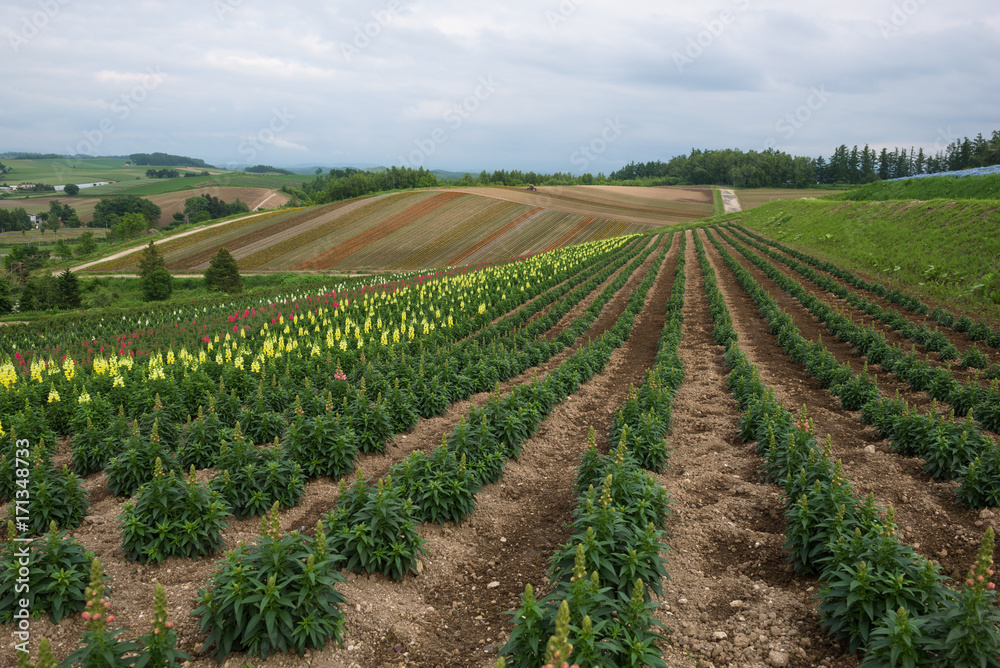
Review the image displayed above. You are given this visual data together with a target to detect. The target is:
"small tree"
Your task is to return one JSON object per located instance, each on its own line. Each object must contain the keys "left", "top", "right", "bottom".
{"left": 63, "top": 183, "right": 80, "bottom": 196}
{"left": 204, "top": 247, "right": 242, "bottom": 294}
{"left": 137, "top": 240, "right": 165, "bottom": 278}
{"left": 112, "top": 212, "right": 148, "bottom": 240}
{"left": 57, "top": 268, "right": 82, "bottom": 309}
{"left": 53, "top": 240, "right": 73, "bottom": 260}
{"left": 76, "top": 231, "right": 97, "bottom": 256}
{"left": 141, "top": 267, "right": 173, "bottom": 302}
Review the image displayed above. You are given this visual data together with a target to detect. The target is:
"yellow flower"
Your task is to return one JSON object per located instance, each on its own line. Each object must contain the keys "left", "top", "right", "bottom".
{"left": 48, "top": 387, "right": 60, "bottom": 403}
{"left": 78, "top": 389, "right": 91, "bottom": 404}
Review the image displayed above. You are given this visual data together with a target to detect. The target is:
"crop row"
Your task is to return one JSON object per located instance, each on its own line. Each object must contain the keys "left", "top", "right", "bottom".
{"left": 85, "top": 207, "right": 305, "bottom": 272}
{"left": 694, "top": 231, "right": 1000, "bottom": 666}
{"left": 501, "top": 230, "right": 685, "bottom": 668}
{"left": 2, "top": 235, "right": 639, "bottom": 410}
{"left": 0, "top": 235, "right": 665, "bottom": 665}
{"left": 704, "top": 227, "right": 1000, "bottom": 507}
{"left": 164, "top": 201, "right": 358, "bottom": 271}
{"left": 295, "top": 192, "right": 466, "bottom": 271}
{"left": 15, "top": 235, "right": 668, "bottom": 664}
{"left": 447, "top": 207, "right": 544, "bottom": 267}
{"left": 395, "top": 200, "right": 523, "bottom": 270}
{"left": 235, "top": 192, "right": 422, "bottom": 270}
{"left": 714, "top": 226, "right": 1000, "bottom": 434}
{"left": 730, "top": 223, "right": 1000, "bottom": 351}
{"left": 726, "top": 224, "right": 1000, "bottom": 374}
{"left": 0, "top": 236, "right": 656, "bottom": 541}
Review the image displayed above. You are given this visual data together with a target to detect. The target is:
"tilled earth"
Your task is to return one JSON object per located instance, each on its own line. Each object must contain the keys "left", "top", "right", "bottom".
{"left": 9, "top": 227, "right": 1000, "bottom": 668}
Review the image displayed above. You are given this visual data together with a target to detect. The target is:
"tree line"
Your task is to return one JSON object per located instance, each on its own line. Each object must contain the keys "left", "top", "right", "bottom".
{"left": 610, "top": 129, "right": 1000, "bottom": 187}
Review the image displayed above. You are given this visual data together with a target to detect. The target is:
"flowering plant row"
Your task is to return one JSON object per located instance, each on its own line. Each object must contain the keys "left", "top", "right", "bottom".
{"left": 706, "top": 227, "right": 1000, "bottom": 508}
{"left": 500, "top": 235, "right": 680, "bottom": 667}
{"left": 188, "top": 236, "right": 668, "bottom": 662}
{"left": 731, "top": 223, "right": 1000, "bottom": 351}
{"left": 695, "top": 232, "right": 1000, "bottom": 666}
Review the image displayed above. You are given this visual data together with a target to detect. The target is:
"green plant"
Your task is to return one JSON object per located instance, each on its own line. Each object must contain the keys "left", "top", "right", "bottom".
{"left": 133, "top": 583, "right": 191, "bottom": 668}
{"left": 119, "top": 459, "right": 231, "bottom": 563}
{"left": 282, "top": 404, "right": 358, "bottom": 480}
{"left": 204, "top": 247, "right": 242, "bottom": 294}
{"left": 211, "top": 441, "right": 305, "bottom": 519}
{"left": 59, "top": 558, "right": 141, "bottom": 668}
{"left": 105, "top": 421, "right": 178, "bottom": 497}
{"left": 8, "top": 446, "right": 89, "bottom": 535}
{"left": 175, "top": 403, "right": 231, "bottom": 470}
{"left": 193, "top": 506, "right": 346, "bottom": 661}
{"left": 859, "top": 606, "right": 928, "bottom": 668}
{"left": 141, "top": 267, "right": 173, "bottom": 302}
{"left": 389, "top": 439, "right": 479, "bottom": 524}
{"left": 325, "top": 472, "right": 426, "bottom": 580}
{"left": 961, "top": 345, "right": 991, "bottom": 369}
{"left": 919, "top": 527, "right": 1000, "bottom": 667}
{"left": 0, "top": 520, "right": 97, "bottom": 625}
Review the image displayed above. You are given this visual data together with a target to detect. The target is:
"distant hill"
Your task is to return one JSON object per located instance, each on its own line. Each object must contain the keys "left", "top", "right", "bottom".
{"left": 129, "top": 153, "right": 215, "bottom": 168}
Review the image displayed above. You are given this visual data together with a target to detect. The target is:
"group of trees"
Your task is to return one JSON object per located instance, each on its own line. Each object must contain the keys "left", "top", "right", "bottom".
{"left": 174, "top": 194, "right": 249, "bottom": 224}
{"left": 129, "top": 153, "right": 214, "bottom": 168}
{"left": 0, "top": 207, "right": 32, "bottom": 232}
{"left": 301, "top": 166, "right": 440, "bottom": 204}
{"left": 245, "top": 164, "right": 293, "bottom": 175}
{"left": 611, "top": 129, "right": 1000, "bottom": 188}
{"left": 145, "top": 168, "right": 181, "bottom": 179}
{"left": 92, "top": 195, "right": 162, "bottom": 241}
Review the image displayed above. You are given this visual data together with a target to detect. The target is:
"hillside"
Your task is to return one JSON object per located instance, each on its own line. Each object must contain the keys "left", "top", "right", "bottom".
{"left": 80, "top": 188, "right": 681, "bottom": 274}
{"left": 723, "top": 198, "right": 1000, "bottom": 317}
{"left": 832, "top": 173, "right": 1000, "bottom": 201}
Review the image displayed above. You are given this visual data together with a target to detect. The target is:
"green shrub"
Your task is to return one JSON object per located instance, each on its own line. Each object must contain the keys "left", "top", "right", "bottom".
{"left": 389, "top": 440, "right": 479, "bottom": 524}
{"left": 325, "top": 473, "right": 426, "bottom": 580}
{"left": 193, "top": 505, "right": 346, "bottom": 661}
{"left": 141, "top": 267, "right": 173, "bottom": 302}
{"left": 105, "top": 421, "right": 178, "bottom": 497}
{"left": 0, "top": 520, "right": 96, "bottom": 624}
{"left": 7, "top": 446, "right": 89, "bottom": 535}
{"left": 119, "top": 460, "right": 231, "bottom": 563}
{"left": 210, "top": 441, "right": 305, "bottom": 519}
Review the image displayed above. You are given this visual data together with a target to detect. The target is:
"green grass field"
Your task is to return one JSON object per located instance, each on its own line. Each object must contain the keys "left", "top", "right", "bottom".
{"left": 80, "top": 173, "right": 312, "bottom": 197}
{"left": 832, "top": 173, "right": 1000, "bottom": 202}
{"left": 725, "top": 198, "right": 1000, "bottom": 319}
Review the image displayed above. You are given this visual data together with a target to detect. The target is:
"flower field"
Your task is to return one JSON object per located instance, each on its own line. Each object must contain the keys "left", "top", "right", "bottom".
{"left": 80, "top": 191, "right": 658, "bottom": 276}
{"left": 4, "top": 218, "right": 1000, "bottom": 667}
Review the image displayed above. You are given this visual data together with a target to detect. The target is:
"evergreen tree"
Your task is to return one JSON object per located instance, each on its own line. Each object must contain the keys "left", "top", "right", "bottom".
{"left": 57, "top": 268, "right": 81, "bottom": 309}
{"left": 204, "top": 248, "right": 242, "bottom": 294}
{"left": 141, "top": 267, "right": 173, "bottom": 302}
{"left": 138, "top": 240, "right": 166, "bottom": 278}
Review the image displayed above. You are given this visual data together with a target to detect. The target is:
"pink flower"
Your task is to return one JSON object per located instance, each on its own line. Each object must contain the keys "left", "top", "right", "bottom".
{"left": 106, "top": 615, "right": 115, "bottom": 623}
{"left": 82, "top": 611, "right": 91, "bottom": 620}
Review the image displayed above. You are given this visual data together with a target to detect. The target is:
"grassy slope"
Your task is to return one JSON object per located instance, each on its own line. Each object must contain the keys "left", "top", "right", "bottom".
{"left": 728, "top": 198, "right": 1000, "bottom": 319}
{"left": 831, "top": 173, "right": 1000, "bottom": 201}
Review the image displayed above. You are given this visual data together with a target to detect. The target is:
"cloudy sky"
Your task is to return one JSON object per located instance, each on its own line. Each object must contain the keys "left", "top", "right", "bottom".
{"left": 3, "top": 0, "right": 998, "bottom": 174}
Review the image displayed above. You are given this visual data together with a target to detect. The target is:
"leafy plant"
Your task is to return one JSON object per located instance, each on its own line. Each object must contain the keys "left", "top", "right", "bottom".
{"left": 105, "top": 420, "right": 178, "bottom": 497}
{"left": 389, "top": 439, "right": 479, "bottom": 524}
{"left": 193, "top": 505, "right": 346, "bottom": 661}
{"left": 8, "top": 446, "right": 89, "bottom": 535}
{"left": 919, "top": 527, "right": 1000, "bottom": 667}
{"left": 119, "top": 459, "right": 231, "bottom": 563}
{"left": 133, "top": 583, "right": 191, "bottom": 668}
{"left": 325, "top": 472, "right": 426, "bottom": 580}
{"left": 59, "top": 558, "right": 141, "bottom": 668}
{"left": 211, "top": 441, "right": 305, "bottom": 519}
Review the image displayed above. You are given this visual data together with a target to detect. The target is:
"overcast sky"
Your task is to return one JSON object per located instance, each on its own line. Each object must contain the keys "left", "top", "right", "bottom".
{"left": 3, "top": 0, "right": 998, "bottom": 174}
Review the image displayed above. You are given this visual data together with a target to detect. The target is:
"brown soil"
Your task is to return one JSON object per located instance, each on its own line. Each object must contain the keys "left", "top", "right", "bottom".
{"left": 12, "top": 225, "right": 999, "bottom": 668}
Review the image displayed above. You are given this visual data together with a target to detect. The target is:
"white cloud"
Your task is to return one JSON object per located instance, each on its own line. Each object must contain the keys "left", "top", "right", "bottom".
{"left": 0, "top": 0, "right": 996, "bottom": 172}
